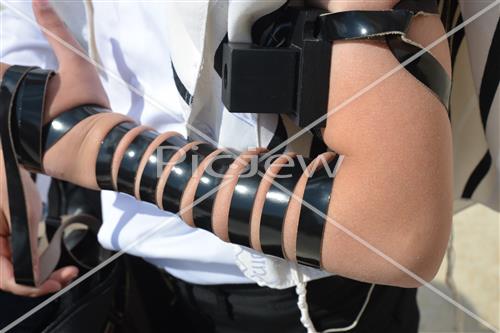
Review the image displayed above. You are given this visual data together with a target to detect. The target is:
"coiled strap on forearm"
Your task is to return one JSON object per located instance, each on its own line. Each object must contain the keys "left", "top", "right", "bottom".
{"left": 117, "top": 129, "right": 159, "bottom": 196}
{"left": 138, "top": 134, "right": 186, "bottom": 204}
{"left": 193, "top": 151, "right": 233, "bottom": 231}
{"left": 163, "top": 143, "right": 216, "bottom": 213}
{"left": 96, "top": 121, "right": 137, "bottom": 190}
{"left": 260, "top": 157, "right": 305, "bottom": 258}
{"left": 227, "top": 161, "right": 265, "bottom": 247}
{"left": 296, "top": 163, "right": 336, "bottom": 268}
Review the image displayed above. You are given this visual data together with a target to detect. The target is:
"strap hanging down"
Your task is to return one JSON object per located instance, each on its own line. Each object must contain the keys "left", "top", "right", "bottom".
{"left": 0, "top": 66, "right": 38, "bottom": 285}
{"left": 1, "top": 66, "right": 107, "bottom": 285}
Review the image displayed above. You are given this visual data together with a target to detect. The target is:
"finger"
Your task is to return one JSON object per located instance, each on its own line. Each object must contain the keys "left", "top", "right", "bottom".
{"left": 49, "top": 266, "right": 79, "bottom": 287}
{"left": 0, "top": 238, "right": 11, "bottom": 258}
{"left": 1, "top": 256, "right": 63, "bottom": 297}
{"left": 32, "top": 0, "right": 86, "bottom": 69}
{"left": 0, "top": 63, "right": 11, "bottom": 78}
{"left": 13, "top": 266, "right": 79, "bottom": 296}
{"left": 20, "top": 169, "right": 42, "bottom": 225}
{"left": 0, "top": 210, "right": 9, "bottom": 237}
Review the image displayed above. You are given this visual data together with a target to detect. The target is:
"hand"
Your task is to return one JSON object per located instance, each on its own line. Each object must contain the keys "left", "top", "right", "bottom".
{"left": 0, "top": 0, "right": 110, "bottom": 296}
{"left": 0, "top": 153, "right": 79, "bottom": 296}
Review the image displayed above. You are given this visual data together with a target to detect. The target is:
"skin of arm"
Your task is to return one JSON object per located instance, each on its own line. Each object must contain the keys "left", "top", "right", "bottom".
{"left": 0, "top": 0, "right": 453, "bottom": 295}
{"left": 300, "top": 0, "right": 453, "bottom": 286}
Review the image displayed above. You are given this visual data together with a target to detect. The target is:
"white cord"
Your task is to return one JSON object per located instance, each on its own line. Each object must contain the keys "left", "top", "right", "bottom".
{"left": 292, "top": 262, "right": 375, "bottom": 333}
{"left": 322, "top": 284, "right": 375, "bottom": 333}
{"left": 292, "top": 263, "right": 319, "bottom": 333}
{"left": 83, "top": 0, "right": 102, "bottom": 70}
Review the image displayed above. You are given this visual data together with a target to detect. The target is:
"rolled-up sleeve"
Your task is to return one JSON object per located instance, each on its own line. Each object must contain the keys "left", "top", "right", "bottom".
{"left": 1, "top": 1, "right": 57, "bottom": 69}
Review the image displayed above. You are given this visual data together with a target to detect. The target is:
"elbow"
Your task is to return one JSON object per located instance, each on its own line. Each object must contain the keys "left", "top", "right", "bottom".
{"left": 389, "top": 247, "right": 445, "bottom": 288}
{"left": 321, "top": 212, "right": 451, "bottom": 289}
{"left": 384, "top": 213, "right": 452, "bottom": 288}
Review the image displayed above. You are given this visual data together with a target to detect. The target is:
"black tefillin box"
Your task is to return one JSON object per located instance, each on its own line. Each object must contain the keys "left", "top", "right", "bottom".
{"left": 220, "top": 8, "right": 331, "bottom": 130}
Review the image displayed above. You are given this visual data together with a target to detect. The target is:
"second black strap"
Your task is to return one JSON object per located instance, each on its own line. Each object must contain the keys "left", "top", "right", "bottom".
{"left": 260, "top": 157, "right": 304, "bottom": 258}
{"left": 96, "top": 121, "right": 137, "bottom": 190}
{"left": 296, "top": 163, "right": 335, "bottom": 268}
{"left": 139, "top": 135, "right": 188, "bottom": 204}
{"left": 227, "top": 160, "right": 264, "bottom": 248}
{"left": 192, "top": 151, "right": 234, "bottom": 232}
{"left": 163, "top": 143, "right": 215, "bottom": 213}
{"left": 117, "top": 129, "right": 158, "bottom": 196}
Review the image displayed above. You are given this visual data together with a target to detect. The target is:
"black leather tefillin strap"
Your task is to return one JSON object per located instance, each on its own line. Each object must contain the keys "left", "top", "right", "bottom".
{"left": 318, "top": 0, "right": 451, "bottom": 109}
{"left": 139, "top": 134, "right": 188, "bottom": 204}
{"left": 117, "top": 129, "right": 159, "bottom": 196}
{"left": 43, "top": 105, "right": 108, "bottom": 150}
{"left": 96, "top": 121, "right": 137, "bottom": 190}
{"left": 14, "top": 68, "right": 53, "bottom": 172}
{"left": 0, "top": 66, "right": 38, "bottom": 285}
{"left": 1, "top": 66, "right": 110, "bottom": 285}
{"left": 296, "top": 158, "right": 338, "bottom": 268}
{"left": 260, "top": 156, "right": 305, "bottom": 259}
{"left": 192, "top": 150, "right": 234, "bottom": 232}
{"left": 163, "top": 143, "right": 216, "bottom": 214}
{"left": 226, "top": 157, "right": 265, "bottom": 247}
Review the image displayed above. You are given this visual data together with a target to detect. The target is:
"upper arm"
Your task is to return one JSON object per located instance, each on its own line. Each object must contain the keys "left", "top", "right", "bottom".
{"left": 318, "top": 4, "right": 453, "bottom": 286}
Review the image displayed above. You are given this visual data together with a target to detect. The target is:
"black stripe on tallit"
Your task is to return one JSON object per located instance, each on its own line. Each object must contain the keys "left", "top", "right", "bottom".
{"left": 462, "top": 151, "right": 492, "bottom": 199}
{"left": 450, "top": 15, "right": 464, "bottom": 67}
{"left": 461, "top": 20, "right": 499, "bottom": 198}
{"left": 171, "top": 61, "right": 193, "bottom": 106}
{"left": 479, "top": 18, "right": 499, "bottom": 129}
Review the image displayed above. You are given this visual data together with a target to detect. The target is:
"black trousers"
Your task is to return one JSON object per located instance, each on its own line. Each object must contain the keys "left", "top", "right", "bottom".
{"left": 166, "top": 274, "right": 420, "bottom": 333}
{"left": 0, "top": 259, "right": 419, "bottom": 333}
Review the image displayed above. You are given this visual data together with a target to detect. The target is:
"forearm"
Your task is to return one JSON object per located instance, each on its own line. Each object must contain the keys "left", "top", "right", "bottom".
{"left": 1, "top": 67, "right": 336, "bottom": 275}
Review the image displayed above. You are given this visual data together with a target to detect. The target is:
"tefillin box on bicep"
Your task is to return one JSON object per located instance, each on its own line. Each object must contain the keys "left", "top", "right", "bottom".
{"left": 219, "top": 7, "right": 332, "bottom": 130}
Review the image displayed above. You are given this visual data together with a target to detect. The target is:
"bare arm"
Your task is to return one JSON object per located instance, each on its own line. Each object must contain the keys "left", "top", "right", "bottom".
{"left": 301, "top": 0, "right": 453, "bottom": 286}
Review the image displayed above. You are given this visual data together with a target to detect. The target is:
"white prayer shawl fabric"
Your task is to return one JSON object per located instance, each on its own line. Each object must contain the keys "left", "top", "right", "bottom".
{"left": 449, "top": 0, "right": 499, "bottom": 212}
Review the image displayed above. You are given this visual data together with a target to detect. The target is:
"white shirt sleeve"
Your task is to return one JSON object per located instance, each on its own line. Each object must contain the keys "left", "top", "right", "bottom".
{"left": 1, "top": 1, "right": 58, "bottom": 69}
